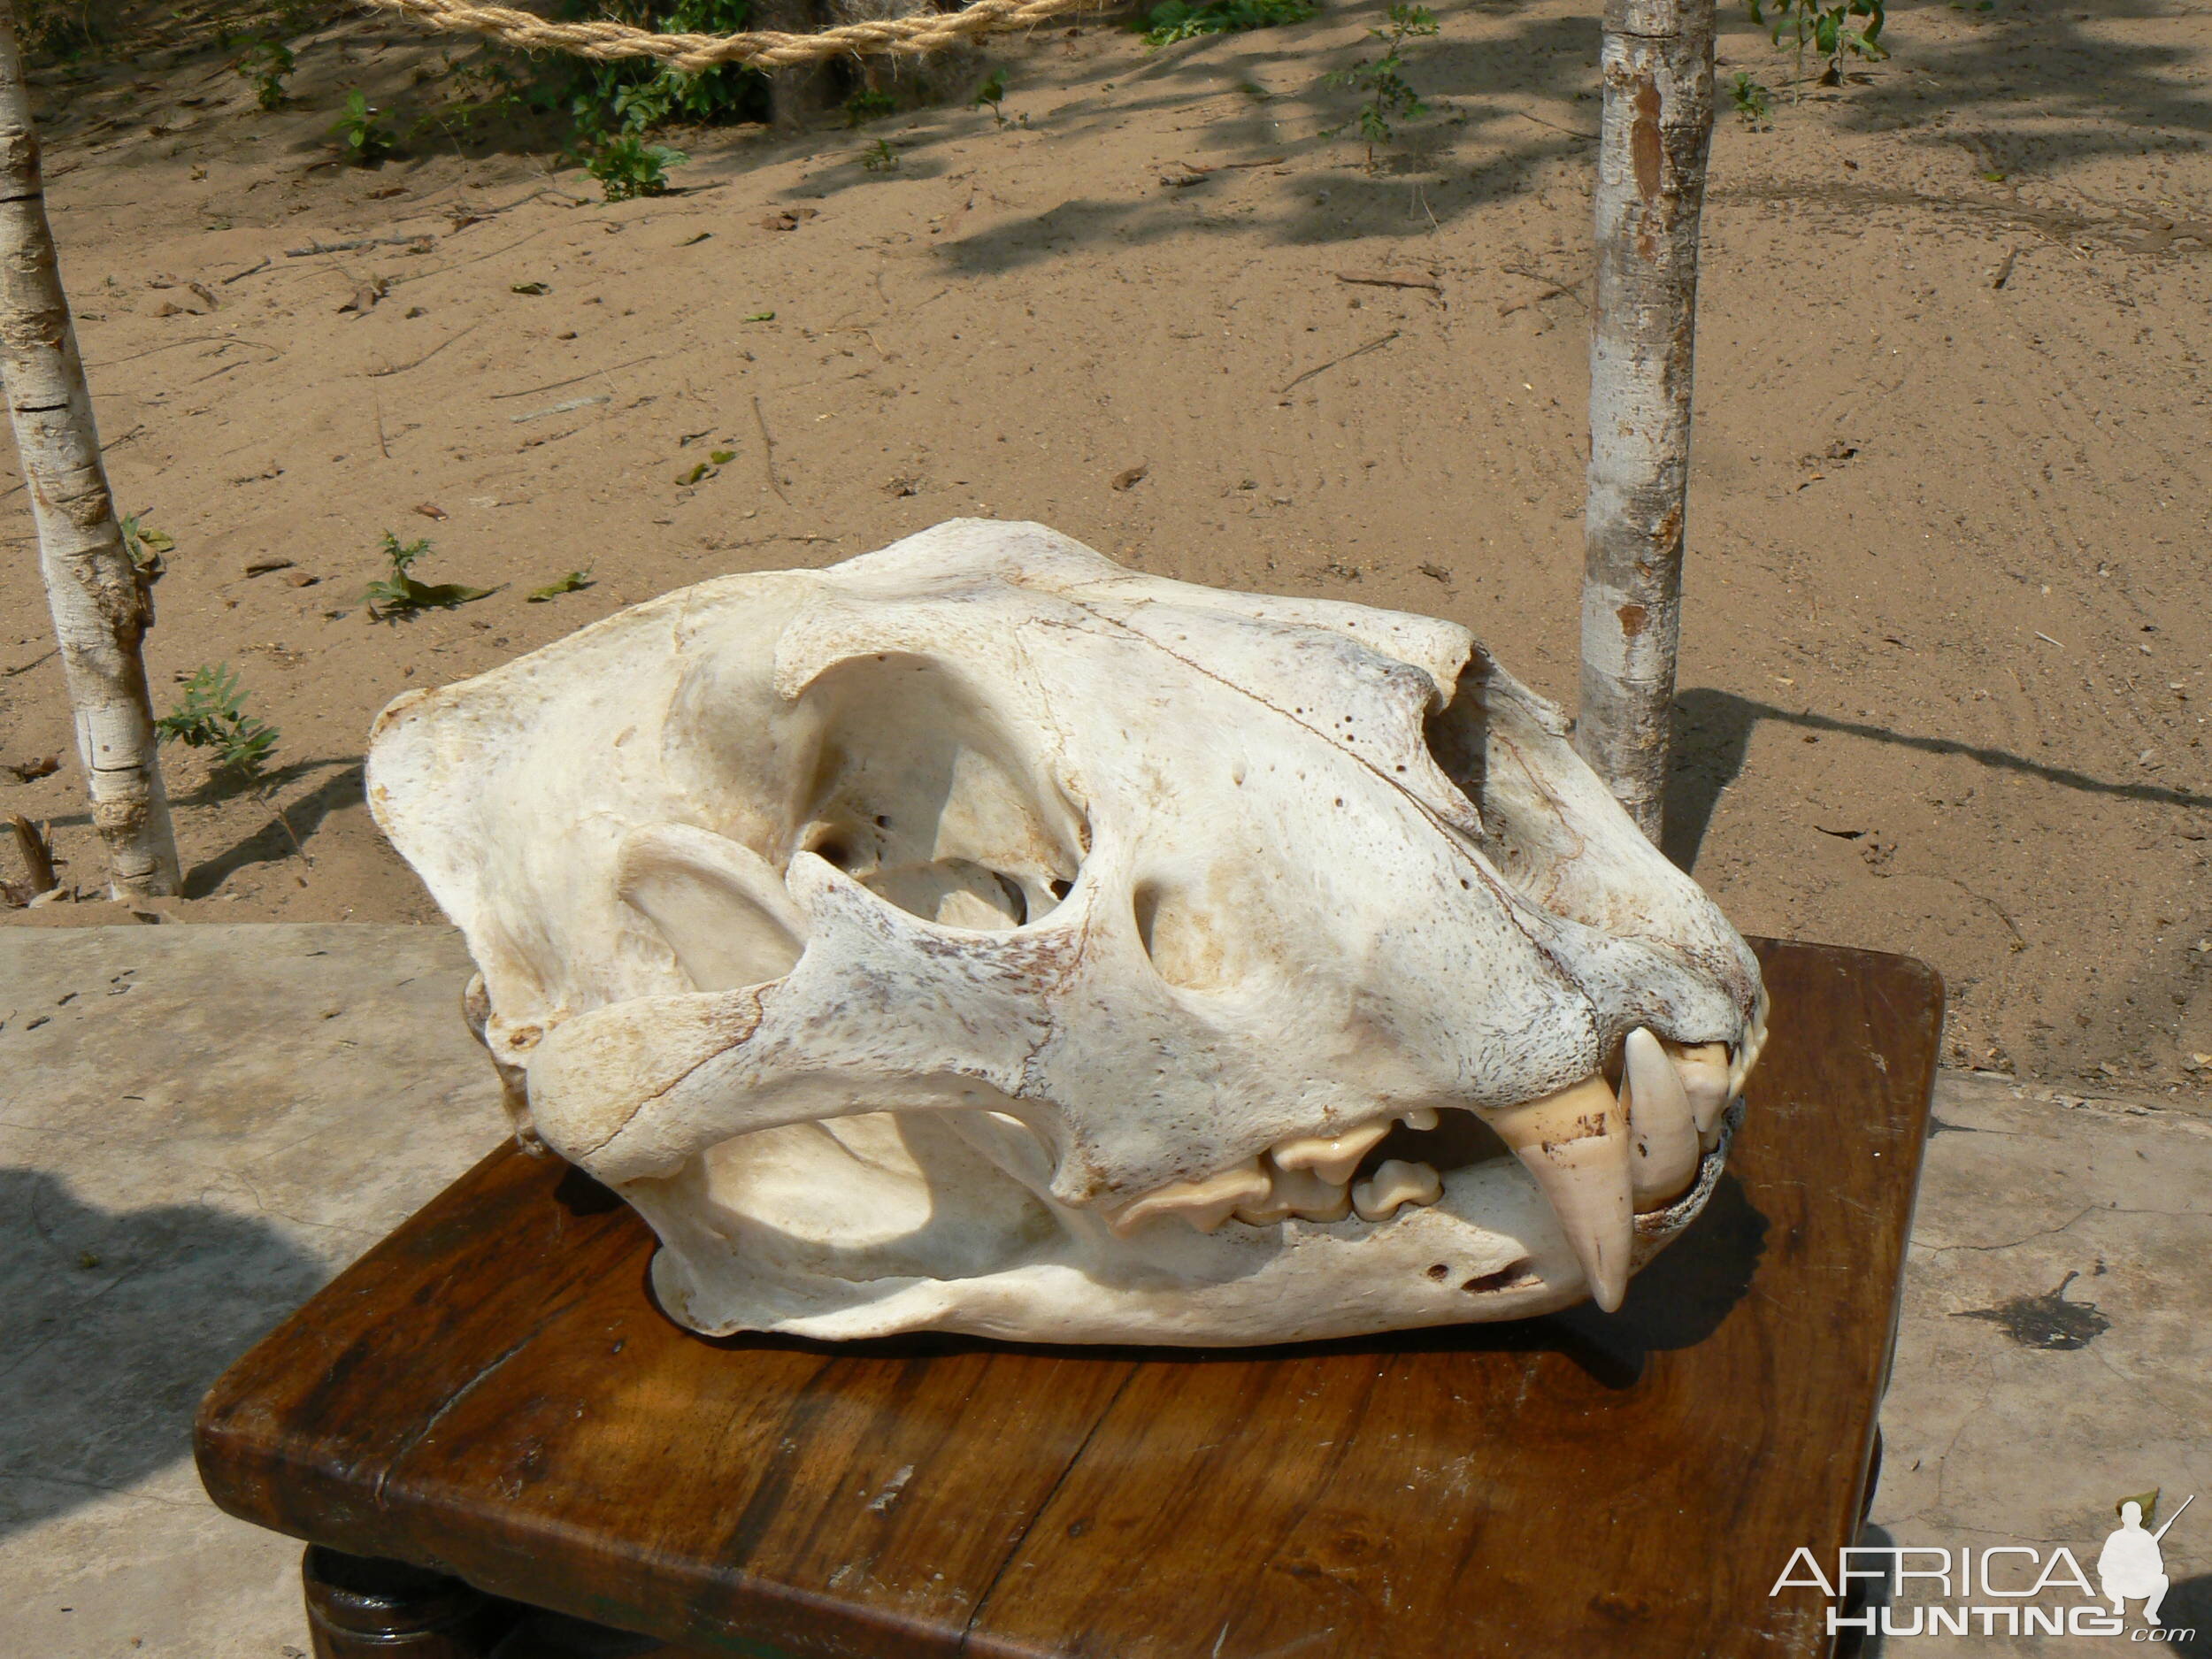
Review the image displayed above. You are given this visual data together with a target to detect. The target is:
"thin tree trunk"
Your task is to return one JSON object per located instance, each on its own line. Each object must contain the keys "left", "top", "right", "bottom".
{"left": 0, "top": 10, "right": 179, "bottom": 898}
{"left": 1577, "top": 0, "right": 1717, "bottom": 843}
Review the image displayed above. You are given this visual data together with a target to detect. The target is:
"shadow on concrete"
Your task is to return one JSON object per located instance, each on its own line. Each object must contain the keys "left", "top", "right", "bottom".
{"left": 0, "top": 1167, "right": 321, "bottom": 1540}
{"left": 1662, "top": 687, "right": 2212, "bottom": 872}
{"left": 2161, "top": 1576, "right": 2212, "bottom": 1655}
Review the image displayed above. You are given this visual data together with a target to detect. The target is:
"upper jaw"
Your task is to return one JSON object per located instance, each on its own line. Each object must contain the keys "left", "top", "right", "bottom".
{"left": 1095, "top": 1010, "right": 1768, "bottom": 1314}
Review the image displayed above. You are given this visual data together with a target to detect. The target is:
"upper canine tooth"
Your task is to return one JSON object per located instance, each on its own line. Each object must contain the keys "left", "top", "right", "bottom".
{"left": 1271, "top": 1119, "right": 1393, "bottom": 1185}
{"left": 1400, "top": 1106, "right": 1440, "bottom": 1131}
{"left": 1623, "top": 1027, "right": 1700, "bottom": 1209}
{"left": 1664, "top": 1040, "right": 1732, "bottom": 1148}
{"left": 1106, "top": 1157, "right": 1271, "bottom": 1236}
{"left": 1352, "top": 1159, "right": 1442, "bottom": 1223}
{"left": 1486, "top": 1075, "right": 1633, "bottom": 1313}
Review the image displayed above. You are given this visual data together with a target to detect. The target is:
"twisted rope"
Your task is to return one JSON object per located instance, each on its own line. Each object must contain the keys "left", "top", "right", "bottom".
{"left": 358, "top": 0, "right": 1113, "bottom": 70}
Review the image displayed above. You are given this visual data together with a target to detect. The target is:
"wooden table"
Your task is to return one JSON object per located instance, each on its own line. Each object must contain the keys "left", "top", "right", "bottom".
{"left": 196, "top": 939, "right": 1940, "bottom": 1659}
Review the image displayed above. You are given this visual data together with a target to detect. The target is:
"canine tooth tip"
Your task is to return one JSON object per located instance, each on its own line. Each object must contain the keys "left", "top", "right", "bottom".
{"left": 1401, "top": 1106, "right": 1440, "bottom": 1130}
{"left": 1487, "top": 1076, "right": 1633, "bottom": 1312}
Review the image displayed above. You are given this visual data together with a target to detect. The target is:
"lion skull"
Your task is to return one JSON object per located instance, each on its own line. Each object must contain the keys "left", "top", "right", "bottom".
{"left": 367, "top": 520, "right": 1764, "bottom": 1344}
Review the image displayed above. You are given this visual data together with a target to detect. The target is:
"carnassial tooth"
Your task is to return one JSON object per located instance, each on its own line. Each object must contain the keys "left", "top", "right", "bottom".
{"left": 1271, "top": 1119, "right": 1393, "bottom": 1185}
{"left": 1106, "top": 1158, "right": 1271, "bottom": 1236}
{"left": 1622, "top": 1026, "right": 1699, "bottom": 1209}
{"left": 1234, "top": 1160, "right": 1353, "bottom": 1225}
{"left": 1665, "top": 1040, "right": 1732, "bottom": 1148}
{"left": 1351, "top": 1159, "right": 1442, "bottom": 1223}
{"left": 1400, "top": 1106, "right": 1440, "bottom": 1131}
{"left": 1486, "top": 1075, "right": 1633, "bottom": 1313}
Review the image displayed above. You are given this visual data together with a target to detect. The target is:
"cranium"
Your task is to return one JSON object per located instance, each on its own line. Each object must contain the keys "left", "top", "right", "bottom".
{"left": 367, "top": 520, "right": 1764, "bottom": 1345}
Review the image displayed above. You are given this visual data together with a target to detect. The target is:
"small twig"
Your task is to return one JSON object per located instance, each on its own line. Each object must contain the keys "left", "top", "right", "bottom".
{"left": 2, "top": 649, "right": 56, "bottom": 678}
{"left": 1336, "top": 270, "right": 1441, "bottom": 293}
{"left": 751, "top": 394, "right": 790, "bottom": 505}
{"left": 219, "top": 256, "right": 273, "bottom": 285}
{"left": 285, "top": 234, "right": 436, "bottom": 257}
{"left": 510, "top": 393, "right": 611, "bottom": 424}
{"left": 2034, "top": 631, "right": 2065, "bottom": 649}
{"left": 364, "top": 321, "right": 480, "bottom": 380}
{"left": 491, "top": 354, "right": 660, "bottom": 400}
{"left": 1277, "top": 329, "right": 1401, "bottom": 395}
{"left": 1514, "top": 108, "right": 1599, "bottom": 140}
{"left": 374, "top": 397, "right": 390, "bottom": 459}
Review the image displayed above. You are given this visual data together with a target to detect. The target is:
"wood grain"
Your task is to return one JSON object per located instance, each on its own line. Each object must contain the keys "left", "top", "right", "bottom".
{"left": 196, "top": 939, "right": 1941, "bottom": 1659}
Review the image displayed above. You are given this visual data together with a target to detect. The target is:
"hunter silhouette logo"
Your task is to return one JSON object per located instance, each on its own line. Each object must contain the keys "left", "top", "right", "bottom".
{"left": 1771, "top": 1488, "right": 2198, "bottom": 1640}
{"left": 2099, "top": 1494, "right": 2190, "bottom": 1626}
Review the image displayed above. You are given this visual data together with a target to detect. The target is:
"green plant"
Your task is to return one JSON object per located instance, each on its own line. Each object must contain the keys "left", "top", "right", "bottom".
{"left": 1729, "top": 70, "right": 1773, "bottom": 124}
{"left": 526, "top": 565, "right": 595, "bottom": 602}
{"left": 555, "top": 0, "right": 768, "bottom": 147}
{"left": 156, "top": 664, "right": 280, "bottom": 781}
{"left": 585, "top": 133, "right": 687, "bottom": 200}
{"left": 235, "top": 38, "right": 296, "bottom": 110}
{"left": 845, "top": 88, "right": 896, "bottom": 126}
{"left": 1137, "top": 0, "right": 1317, "bottom": 49}
{"left": 1747, "top": 0, "right": 1886, "bottom": 89}
{"left": 364, "top": 533, "right": 492, "bottom": 620}
{"left": 119, "top": 511, "right": 174, "bottom": 578}
{"left": 331, "top": 88, "right": 399, "bottom": 164}
{"left": 1322, "top": 4, "right": 1439, "bottom": 169}
{"left": 862, "top": 138, "right": 900, "bottom": 173}
{"left": 972, "top": 67, "right": 1009, "bottom": 127}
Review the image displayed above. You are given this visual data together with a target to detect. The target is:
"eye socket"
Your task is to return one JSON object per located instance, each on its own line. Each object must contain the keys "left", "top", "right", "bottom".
{"left": 796, "top": 651, "right": 1085, "bottom": 932}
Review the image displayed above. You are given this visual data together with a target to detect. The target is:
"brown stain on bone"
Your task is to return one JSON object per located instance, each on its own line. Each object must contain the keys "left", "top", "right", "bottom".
{"left": 1617, "top": 603, "right": 1649, "bottom": 640}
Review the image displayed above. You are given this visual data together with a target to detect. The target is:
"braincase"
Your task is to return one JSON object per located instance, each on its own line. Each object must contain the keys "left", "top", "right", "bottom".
{"left": 368, "top": 521, "right": 1500, "bottom": 1024}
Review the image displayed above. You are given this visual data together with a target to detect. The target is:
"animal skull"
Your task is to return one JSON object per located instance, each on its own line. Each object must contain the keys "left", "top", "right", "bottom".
{"left": 367, "top": 520, "right": 1765, "bottom": 1345}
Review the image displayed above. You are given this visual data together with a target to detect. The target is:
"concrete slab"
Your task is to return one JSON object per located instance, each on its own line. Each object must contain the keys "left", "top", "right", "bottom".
{"left": 0, "top": 925, "right": 497, "bottom": 1659}
{"left": 1, "top": 926, "right": 2206, "bottom": 1659}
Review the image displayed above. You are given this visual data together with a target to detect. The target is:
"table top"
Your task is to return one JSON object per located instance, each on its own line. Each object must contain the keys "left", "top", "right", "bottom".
{"left": 196, "top": 938, "right": 1941, "bottom": 1659}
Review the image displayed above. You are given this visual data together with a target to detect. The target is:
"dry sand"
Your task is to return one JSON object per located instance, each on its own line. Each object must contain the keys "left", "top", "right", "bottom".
{"left": 3, "top": 0, "right": 2208, "bottom": 1099}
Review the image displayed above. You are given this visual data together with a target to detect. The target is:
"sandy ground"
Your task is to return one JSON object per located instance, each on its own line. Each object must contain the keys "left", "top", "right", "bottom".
{"left": 1, "top": 0, "right": 2208, "bottom": 1095}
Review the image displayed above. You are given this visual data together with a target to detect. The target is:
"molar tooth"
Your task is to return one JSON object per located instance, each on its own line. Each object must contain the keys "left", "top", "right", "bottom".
{"left": 1106, "top": 1158, "right": 1271, "bottom": 1236}
{"left": 1664, "top": 1040, "right": 1733, "bottom": 1149}
{"left": 1623, "top": 1027, "right": 1699, "bottom": 1210}
{"left": 1399, "top": 1106, "right": 1440, "bottom": 1131}
{"left": 1486, "top": 1075, "right": 1633, "bottom": 1313}
{"left": 1271, "top": 1119, "right": 1393, "bottom": 1185}
{"left": 1351, "top": 1159, "right": 1442, "bottom": 1223}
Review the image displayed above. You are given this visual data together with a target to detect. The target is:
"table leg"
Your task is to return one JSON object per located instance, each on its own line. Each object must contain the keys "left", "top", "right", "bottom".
{"left": 303, "top": 1545, "right": 522, "bottom": 1657}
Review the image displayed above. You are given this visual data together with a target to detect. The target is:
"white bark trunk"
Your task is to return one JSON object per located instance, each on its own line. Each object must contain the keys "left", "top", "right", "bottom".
{"left": 1577, "top": 0, "right": 1717, "bottom": 843}
{"left": 0, "top": 11, "right": 179, "bottom": 898}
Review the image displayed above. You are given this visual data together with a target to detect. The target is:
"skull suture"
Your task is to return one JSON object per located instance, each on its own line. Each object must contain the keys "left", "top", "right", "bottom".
{"left": 367, "top": 520, "right": 1766, "bottom": 1345}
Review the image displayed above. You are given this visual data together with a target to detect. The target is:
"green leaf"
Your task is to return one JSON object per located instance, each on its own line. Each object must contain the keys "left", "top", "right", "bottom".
{"left": 709, "top": 449, "right": 736, "bottom": 464}
{"left": 744, "top": 311, "right": 775, "bottom": 322}
{"left": 511, "top": 281, "right": 551, "bottom": 296}
{"left": 526, "top": 567, "right": 595, "bottom": 602}
{"left": 677, "top": 461, "right": 714, "bottom": 486}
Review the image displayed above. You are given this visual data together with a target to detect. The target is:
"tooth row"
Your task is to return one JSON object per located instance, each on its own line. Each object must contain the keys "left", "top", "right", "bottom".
{"left": 1104, "top": 1107, "right": 1446, "bottom": 1236}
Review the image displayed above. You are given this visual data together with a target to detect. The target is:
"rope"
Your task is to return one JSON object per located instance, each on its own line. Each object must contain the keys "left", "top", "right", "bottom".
{"left": 357, "top": 0, "right": 1116, "bottom": 71}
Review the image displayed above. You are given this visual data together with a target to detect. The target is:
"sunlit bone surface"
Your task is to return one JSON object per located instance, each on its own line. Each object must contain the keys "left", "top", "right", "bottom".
{"left": 367, "top": 520, "right": 1766, "bottom": 1344}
